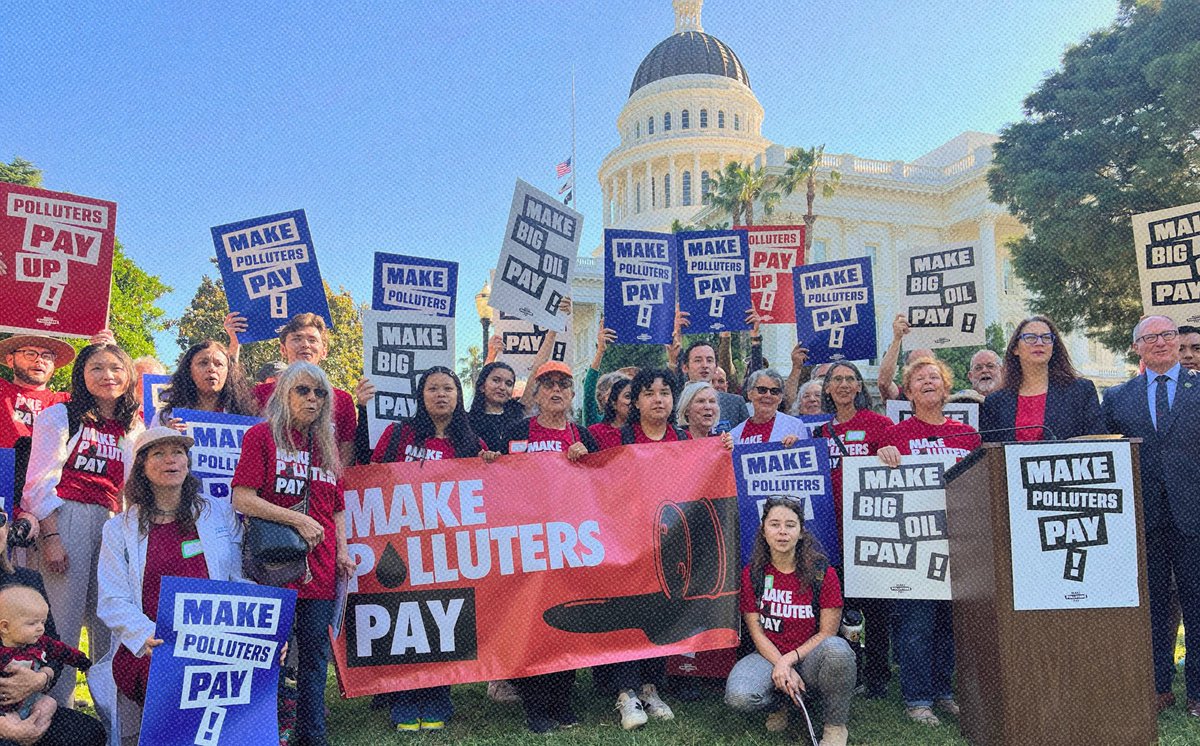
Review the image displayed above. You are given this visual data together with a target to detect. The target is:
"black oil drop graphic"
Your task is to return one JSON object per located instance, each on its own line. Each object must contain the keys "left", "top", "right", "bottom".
{"left": 375, "top": 542, "right": 407, "bottom": 588}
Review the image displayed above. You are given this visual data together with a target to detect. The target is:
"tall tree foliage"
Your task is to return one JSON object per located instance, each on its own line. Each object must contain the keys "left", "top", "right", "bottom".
{"left": 987, "top": 0, "right": 1200, "bottom": 351}
{"left": 777, "top": 145, "right": 841, "bottom": 253}
{"left": 705, "top": 161, "right": 779, "bottom": 226}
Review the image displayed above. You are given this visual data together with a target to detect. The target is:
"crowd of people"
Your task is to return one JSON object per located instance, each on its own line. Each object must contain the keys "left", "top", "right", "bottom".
{"left": 0, "top": 303, "right": 1192, "bottom": 746}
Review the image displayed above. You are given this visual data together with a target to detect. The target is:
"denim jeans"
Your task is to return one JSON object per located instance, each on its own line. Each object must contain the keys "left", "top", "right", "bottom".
{"left": 386, "top": 686, "right": 453, "bottom": 724}
{"left": 893, "top": 598, "right": 954, "bottom": 708}
{"left": 724, "top": 637, "right": 856, "bottom": 725}
{"left": 294, "top": 598, "right": 335, "bottom": 743}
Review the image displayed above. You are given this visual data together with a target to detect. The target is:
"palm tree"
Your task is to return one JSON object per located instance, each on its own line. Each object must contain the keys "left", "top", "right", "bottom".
{"left": 704, "top": 161, "right": 780, "bottom": 226}
{"left": 777, "top": 145, "right": 841, "bottom": 252}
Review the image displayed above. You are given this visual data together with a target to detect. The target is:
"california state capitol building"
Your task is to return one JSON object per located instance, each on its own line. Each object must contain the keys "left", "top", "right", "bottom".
{"left": 567, "top": 0, "right": 1127, "bottom": 389}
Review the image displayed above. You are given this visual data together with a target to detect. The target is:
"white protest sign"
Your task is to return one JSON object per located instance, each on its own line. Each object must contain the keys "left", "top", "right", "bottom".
{"left": 363, "top": 309, "right": 455, "bottom": 448}
{"left": 1131, "top": 201, "right": 1200, "bottom": 324}
{"left": 493, "top": 310, "right": 573, "bottom": 380}
{"left": 1005, "top": 441, "right": 1139, "bottom": 611}
{"left": 886, "top": 400, "right": 979, "bottom": 430}
{"left": 842, "top": 454, "right": 958, "bottom": 600}
{"left": 901, "top": 244, "right": 984, "bottom": 349}
{"left": 489, "top": 179, "right": 583, "bottom": 332}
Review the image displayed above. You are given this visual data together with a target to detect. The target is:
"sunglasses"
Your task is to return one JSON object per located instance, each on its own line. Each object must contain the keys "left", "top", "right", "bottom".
{"left": 754, "top": 386, "right": 783, "bottom": 396}
{"left": 293, "top": 385, "right": 329, "bottom": 399}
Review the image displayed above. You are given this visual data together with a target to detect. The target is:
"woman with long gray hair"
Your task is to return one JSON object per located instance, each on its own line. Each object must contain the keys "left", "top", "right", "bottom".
{"left": 232, "top": 362, "right": 355, "bottom": 746}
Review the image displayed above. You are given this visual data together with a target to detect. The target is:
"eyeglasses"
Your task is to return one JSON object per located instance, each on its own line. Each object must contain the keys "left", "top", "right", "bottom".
{"left": 540, "top": 378, "right": 573, "bottom": 391}
{"left": 1136, "top": 330, "right": 1179, "bottom": 344}
{"left": 970, "top": 362, "right": 999, "bottom": 372}
{"left": 293, "top": 385, "right": 329, "bottom": 398}
{"left": 13, "top": 349, "right": 57, "bottom": 363}
{"left": 1018, "top": 333, "right": 1055, "bottom": 345}
{"left": 0, "top": 511, "right": 7, "bottom": 528}
{"left": 754, "top": 386, "right": 783, "bottom": 396}
{"left": 828, "top": 375, "right": 858, "bottom": 385}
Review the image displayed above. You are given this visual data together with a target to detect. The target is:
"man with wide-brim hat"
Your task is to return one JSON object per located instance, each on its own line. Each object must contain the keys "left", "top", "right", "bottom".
{"left": 0, "top": 334, "right": 77, "bottom": 450}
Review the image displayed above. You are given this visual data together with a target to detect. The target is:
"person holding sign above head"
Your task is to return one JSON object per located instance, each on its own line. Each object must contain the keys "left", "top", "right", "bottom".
{"left": 876, "top": 357, "right": 980, "bottom": 726}
{"left": 232, "top": 362, "right": 355, "bottom": 746}
{"left": 1101, "top": 315, "right": 1200, "bottom": 717}
{"left": 675, "top": 381, "right": 720, "bottom": 440}
{"left": 876, "top": 314, "right": 935, "bottom": 402}
{"left": 21, "top": 343, "right": 144, "bottom": 708}
{"left": 91, "top": 427, "right": 245, "bottom": 744}
{"left": 500, "top": 361, "right": 597, "bottom": 733}
{"left": 155, "top": 340, "right": 258, "bottom": 428}
{"left": 980, "top": 316, "right": 1104, "bottom": 443}
{"left": 729, "top": 369, "right": 808, "bottom": 447}
{"left": 588, "top": 377, "right": 632, "bottom": 446}
{"left": 725, "top": 496, "right": 854, "bottom": 746}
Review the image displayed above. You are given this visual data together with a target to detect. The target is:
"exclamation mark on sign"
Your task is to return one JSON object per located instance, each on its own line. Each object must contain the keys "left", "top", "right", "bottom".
{"left": 761, "top": 291, "right": 775, "bottom": 311}
{"left": 709, "top": 296, "right": 725, "bottom": 319}
{"left": 1064, "top": 547, "right": 1087, "bottom": 582}
{"left": 829, "top": 327, "right": 845, "bottom": 349}
{"left": 270, "top": 293, "right": 288, "bottom": 319}
{"left": 637, "top": 305, "right": 652, "bottom": 327}
{"left": 38, "top": 284, "right": 64, "bottom": 312}
{"left": 927, "top": 552, "right": 949, "bottom": 582}
{"left": 194, "top": 705, "right": 227, "bottom": 746}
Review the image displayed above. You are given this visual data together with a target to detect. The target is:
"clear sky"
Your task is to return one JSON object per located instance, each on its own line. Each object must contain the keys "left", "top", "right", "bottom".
{"left": 0, "top": 0, "right": 1120, "bottom": 362}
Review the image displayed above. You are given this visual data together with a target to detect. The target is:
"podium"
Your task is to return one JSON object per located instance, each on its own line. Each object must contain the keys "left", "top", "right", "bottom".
{"left": 944, "top": 440, "right": 1155, "bottom": 745}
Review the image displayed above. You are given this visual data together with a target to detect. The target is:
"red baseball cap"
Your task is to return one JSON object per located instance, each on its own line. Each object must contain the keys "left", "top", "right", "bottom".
{"left": 533, "top": 361, "right": 572, "bottom": 380}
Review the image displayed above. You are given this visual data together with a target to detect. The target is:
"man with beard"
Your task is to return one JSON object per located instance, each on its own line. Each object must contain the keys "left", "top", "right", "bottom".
{"left": 952, "top": 349, "right": 1002, "bottom": 403}
{"left": 0, "top": 336, "right": 76, "bottom": 450}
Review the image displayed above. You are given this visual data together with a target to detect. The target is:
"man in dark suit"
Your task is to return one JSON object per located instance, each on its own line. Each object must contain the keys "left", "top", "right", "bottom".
{"left": 1101, "top": 314, "right": 1200, "bottom": 716}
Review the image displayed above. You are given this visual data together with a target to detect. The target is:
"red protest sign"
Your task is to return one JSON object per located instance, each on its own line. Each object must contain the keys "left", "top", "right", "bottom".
{"left": 332, "top": 438, "right": 740, "bottom": 697}
{"left": 742, "top": 224, "right": 805, "bottom": 324}
{"left": 0, "top": 182, "right": 116, "bottom": 337}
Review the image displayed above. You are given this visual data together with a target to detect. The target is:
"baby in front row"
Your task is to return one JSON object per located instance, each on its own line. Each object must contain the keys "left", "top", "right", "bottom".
{"left": 0, "top": 584, "right": 91, "bottom": 728}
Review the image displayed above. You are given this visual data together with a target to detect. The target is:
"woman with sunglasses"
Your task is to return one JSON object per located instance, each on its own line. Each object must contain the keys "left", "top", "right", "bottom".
{"left": 980, "top": 316, "right": 1104, "bottom": 442}
{"left": 730, "top": 369, "right": 808, "bottom": 447}
{"left": 725, "top": 496, "right": 854, "bottom": 746}
{"left": 232, "top": 362, "right": 355, "bottom": 746}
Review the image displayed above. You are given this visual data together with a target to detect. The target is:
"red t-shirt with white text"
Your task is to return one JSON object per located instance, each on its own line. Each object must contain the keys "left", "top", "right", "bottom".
{"left": 506, "top": 417, "right": 587, "bottom": 455}
{"left": 739, "top": 563, "right": 843, "bottom": 654}
{"left": 0, "top": 380, "right": 69, "bottom": 449}
{"left": 371, "top": 423, "right": 484, "bottom": 463}
{"left": 231, "top": 422, "right": 345, "bottom": 600}
{"left": 825, "top": 409, "right": 894, "bottom": 535}
{"left": 735, "top": 417, "right": 775, "bottom": 445}
{"left": 880, "top": 416, "right": 981, "bottom": 460}
{"left": 56, "top": 419, "right": 133, "bottom": 512}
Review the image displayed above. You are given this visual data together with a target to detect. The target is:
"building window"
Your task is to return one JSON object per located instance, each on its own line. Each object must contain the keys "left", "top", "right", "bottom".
{"left": 636, "top": 121, "right": 640, "bottom": 138}
{"left": 1003, "top": 258, "right": 1015, "bottom": 291}
{"left": 681, "top": 110, "right": 690, "bottom": 129}
{"left": 682, "top": 171, "right": 692, "bottom": 206}
{"left": 809, "top": 239, "right": 827, "bottom": 264}
{"left": 636, "top": 183, "right": 641, "bottom": 213}
{"left": 664, "top": 173, "right": 672, "bottom": 208}
{"left": 700, "top": 109, "right": 708, "bottom": 128}
{"left": 734, "top": 113, "right": 741, "bottom": 131}
{"left": 718, "top": 110, "right": 725, "bottom": 128}
{"left": 663, "top": 112, "right": 672, "bottom": 131}
{"left": 648, "top": 116, "right": 654, "bottom": 135}
{"left": 701, "top": 170, "right": 711, "bottom": 203}
{"left": 651, "top": 176, "right": 656, "bottom": 208}
{"left": 865, "top": 243, "right": 878, "bottom": 265}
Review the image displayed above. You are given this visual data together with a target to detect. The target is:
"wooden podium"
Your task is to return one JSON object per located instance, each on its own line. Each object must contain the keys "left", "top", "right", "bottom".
{"left": 944, "top": 441, "right": 1156, "bottom": 745}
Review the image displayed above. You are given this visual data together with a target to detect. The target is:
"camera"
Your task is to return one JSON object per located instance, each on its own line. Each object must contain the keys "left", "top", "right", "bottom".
{"left": 7, "top": 518, "right": 34, "bottom": 549}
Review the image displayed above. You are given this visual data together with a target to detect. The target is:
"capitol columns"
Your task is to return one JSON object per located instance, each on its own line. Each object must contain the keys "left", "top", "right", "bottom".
{"left": 692, "top": 152, "right": 700, "bottom": 206}
{"left": 646, "top": 159, "right": 654, "bottom": 210}
{"left": 625, "top": 168, "right": 634, "bottom": 216}
{"left": 978, "top": 212, "right": 1001, "bottom": 327}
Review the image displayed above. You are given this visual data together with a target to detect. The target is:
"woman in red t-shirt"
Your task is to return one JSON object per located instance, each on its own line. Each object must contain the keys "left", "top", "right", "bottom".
{"left": 232, "top": 362, "right": 355, "bottom": 746}
{"left": 676, "top": 381, "right": 720, "bottom": 440}
{"left": 876, "top": 357, "right": 980, "bottom": 727}
{"left": 23, "top": 343, "right": 144, "bottom": 706}
{"left": 94, "top": 426, "right": 245, "bottom": 735}
{"left": 725, "top": 497, "right": 854, "bottom": 745}
{"left": 587, "top": 377, "right": 632, "bottom": 447}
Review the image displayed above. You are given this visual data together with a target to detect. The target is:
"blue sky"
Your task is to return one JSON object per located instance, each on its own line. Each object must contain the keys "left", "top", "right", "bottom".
{"left": 1, "top": 0, "right": 1119, "bottom": 361}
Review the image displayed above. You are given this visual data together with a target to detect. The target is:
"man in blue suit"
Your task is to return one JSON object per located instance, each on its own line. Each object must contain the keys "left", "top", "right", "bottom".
{"left": 1101, "top": 314, "right": 1200, "bottom": 716}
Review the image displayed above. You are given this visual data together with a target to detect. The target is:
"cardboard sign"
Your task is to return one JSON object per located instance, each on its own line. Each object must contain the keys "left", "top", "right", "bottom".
{"left": 174, "top": 408, "right": 263, "bottom": 503}
{"left": 0, "top": 182, "right": 116, "bottom": 337}
{"left": 1131, "top": 201, "right": 1200, "bottom": 324}
{"left": 733, "top": 440, "right": 838, "bottom": 565}
{"left": 492, "top": 310, "right": 572, "bottom": 380}
{"left": 211, "top": 210, "right": 332, "bottom": 344}
{"left": 362, "top": 309, "right": 456, "bottom": 448}
{"left": 741, "top": 225, "right": 805, "bottom": 325}
{"left": 886, "top": 400, "right": 979, "bottom": 430}
{"left": 142, "top": 373, "right": 172, "bottom": 427}
{"left": 603, "top": 229, "right": 676, "bottom": 344}
{"left": 1005, "top": 441, "right": 1139, "bottom": 610}
{"left": 900, "top": 245, "right": 984, "bottom": 349}
{"left": 675, "top": 229, "right": 752, "bottom": 333}
{"left": 372, "top": 253, "right": 457, "bottom": 317}
{"left": 792, "top": 257, "right": 877, "bottom": 363}
{"left": 331, "top": 438, "right": 739, "bottom": 695}
{"left": 140, "top": 578, "right": 296, "bottom": 746}
{"left": 842, "top": 454, "right": 958, "bottom": 600}
{"left": 489, "top": 180, "right": 582, "bottom": 332}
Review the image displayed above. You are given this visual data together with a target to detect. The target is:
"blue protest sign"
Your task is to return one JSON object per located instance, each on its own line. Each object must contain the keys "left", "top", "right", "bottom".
{"left": 733, "top": 440, "right": 839, "bottom": 565}
{"left": 141, "top": 577, "right": 296, "bottom": 746}
{"left": 792, "top": 257, "right": 877, "bottom": 364}
{"left": 0, "top": 449, "right": 13, "bottom": 517}
{"left": 174, "top": 408, "right": 263, "bottom": 503}
{"left": 211, "top": 210, "right": 332, "bottom": 344}
{"left": 676, "top": 229, "right": 751, "bottom": 333}
{"left": 142, "top": 373, "right": 172, "bottom": 427}
{"left": 603, "top": 229, "right": 676, "bottom": 344}
{"left": 372, "top": 252, "right": 458, "bottom": 316}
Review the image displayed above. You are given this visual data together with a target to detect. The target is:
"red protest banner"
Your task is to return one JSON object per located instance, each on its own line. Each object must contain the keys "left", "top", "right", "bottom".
{"left": 332, "top": 438, "right": 740, "bottom": 697}
{"left": 742, "top": 224, "right": 805, "bottom": 324}
{"left": 0, "top": 182, "right": 116, "bottom": 337}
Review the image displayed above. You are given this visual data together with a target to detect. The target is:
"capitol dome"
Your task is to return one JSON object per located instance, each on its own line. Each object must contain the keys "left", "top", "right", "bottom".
{"left": 629, "top": 30, "right": 751, "bottom": 97}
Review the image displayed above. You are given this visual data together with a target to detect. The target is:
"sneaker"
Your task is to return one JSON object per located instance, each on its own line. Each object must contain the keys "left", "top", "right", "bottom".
{"left": 933, "top": 698, "right": 961, "bottom": 716}
{"left": 394, "top": 721, "right": 419, "bottom": 733}
{"left": 906, "top": 706, "right": 941, "bottom": 726}
{"left": 616, "top": 691, "right": 648, "bottom": 730}
{"left": 487, "top": 679, "right": 522, "bottom": 703}
{"left": 765, "top": 707, "right": 789, "bottom": 733}
{"left": 639, "top": 684, "right": 674, "bottom": 720}
{"left": 527, "top": 717, "right": 557, "bottom": 734}
{"left": 818, "top": 724, "right": 849, "bottom": 746}
{"left": 419, "top": 719, "right": 445, "bottom": 731}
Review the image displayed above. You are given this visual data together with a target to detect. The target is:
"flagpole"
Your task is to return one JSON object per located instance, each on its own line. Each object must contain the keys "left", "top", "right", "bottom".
{"left": 570, "top": 67, "right": 577, "bottom": 206}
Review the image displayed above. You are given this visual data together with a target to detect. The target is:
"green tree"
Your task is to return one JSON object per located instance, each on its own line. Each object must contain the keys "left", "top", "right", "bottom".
{"left": 777, "top": 145, "right": 842, "bottom": 253}
{"left": 0, "top": 158, "right": 42, "bottom": 188}
{"left": 937, "top": 323, "right": 1007, "bottom": 391}
{"left": 458, "top": 345, "right": 483, "bottom": 400}
{"left": 705, "top": 161, "right": 780, "bottom": 226}
{"left": 987, "top": 0, "right": 1200, "bottom": 352}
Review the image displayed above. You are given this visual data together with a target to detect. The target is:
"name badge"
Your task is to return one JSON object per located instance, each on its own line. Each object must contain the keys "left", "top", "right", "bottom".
{"left": 181, "top": 539, "right": 204, "bottom": 559}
